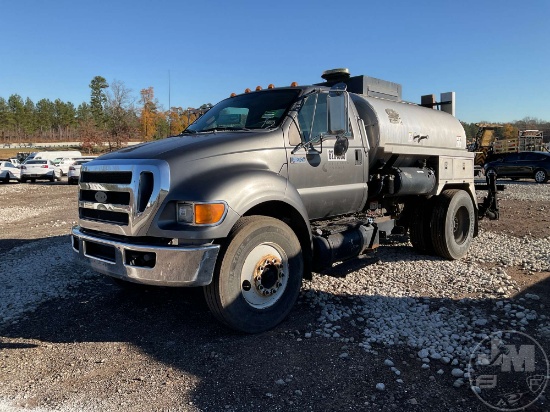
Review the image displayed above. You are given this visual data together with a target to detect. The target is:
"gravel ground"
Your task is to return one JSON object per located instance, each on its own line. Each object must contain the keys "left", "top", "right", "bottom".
{"left": 0, "top": 179, "right": 548, "bottom": 411}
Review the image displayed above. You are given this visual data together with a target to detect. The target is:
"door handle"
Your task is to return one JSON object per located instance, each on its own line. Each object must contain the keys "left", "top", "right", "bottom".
{"left": 355, "top": 149, "right": 362, "bottom": 165}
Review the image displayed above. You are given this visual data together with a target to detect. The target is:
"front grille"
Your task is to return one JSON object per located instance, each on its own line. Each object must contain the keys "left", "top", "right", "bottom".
{"left": 80, "top": 190, "right": 131, "bottom": 205}
{"left": 77, "top": 160, "right": 169, "bottom": 236}
{"left": 80, "top": 209, "right": 129, "bottom": 225}
{"left": 81, "top": 171, "right": 132, "bottom": 184}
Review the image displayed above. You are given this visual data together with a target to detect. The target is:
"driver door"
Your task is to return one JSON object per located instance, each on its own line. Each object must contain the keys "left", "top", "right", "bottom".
{"left": 285, "top": 92, "right": 367, "bottom": 219}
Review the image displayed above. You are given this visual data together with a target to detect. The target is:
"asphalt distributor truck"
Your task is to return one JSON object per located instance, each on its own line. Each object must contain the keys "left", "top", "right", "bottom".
{"left": 71, "top": 69, "right": 499, "bottom": 333}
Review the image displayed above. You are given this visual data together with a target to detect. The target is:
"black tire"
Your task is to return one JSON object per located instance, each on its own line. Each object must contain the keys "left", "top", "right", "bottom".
{"left": 30, "top": 178, "right": 36, "bottom": 183}
{"left": 21, "top": 177, "right": 27, "bottom": 183}
{"left": 430, "top": 189, "right": 475, "bottom": 260}
{"left": 2, "top": 176, "right": 9, "bottom": 184}
{"left": 204, "top": 216, "right": 303, "bottom": 333}
{"left": 534, "top": 169, "right": 548, "bottom": 183}
{"left": 50, "top": 173, "right": 56, "bottom": 182}
{"left": 408, "top": 198, "right": 435, "bottom": 254}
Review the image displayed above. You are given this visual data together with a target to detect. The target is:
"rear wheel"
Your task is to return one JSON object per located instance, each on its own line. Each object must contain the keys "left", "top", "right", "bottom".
{"left": 534, "top": 169, "right": 548, "bottom": 183}
{"left": 204, "top": 216, "right": 303, "bottom": 333}
{"left": 50, "top": 173, "right": 55, "bottom": 182}
{"left": 21, "top": 177, "right": 27, "bottom": 183}
{"left": 430, "top": 189, "right": 475, "bottom": 260}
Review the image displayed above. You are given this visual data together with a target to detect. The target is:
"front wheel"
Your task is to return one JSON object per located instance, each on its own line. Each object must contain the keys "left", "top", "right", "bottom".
{"left": 534, "top": 169, "right": 548, "bottom": 183}
{"left": 430, "top": 189, "right": 475, "bottom": 260}
{"left": 204, "top": 216, "right": 303, "bottom": 333}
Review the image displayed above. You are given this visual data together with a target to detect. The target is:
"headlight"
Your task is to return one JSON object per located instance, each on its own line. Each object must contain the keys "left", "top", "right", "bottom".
{"left": 177, "top": 202, "right": 227, "bottom": 225}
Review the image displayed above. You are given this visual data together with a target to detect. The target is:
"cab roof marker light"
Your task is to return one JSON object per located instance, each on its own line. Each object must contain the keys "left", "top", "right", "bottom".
{"left": 268, "top": 84, "right": 275, "bottom": 89}
{"left": 255, "top": 86, "right": 262, "bottom": 91}
{"left": 290, "top": 81, "right": 298, "bottom": 87}
{"left": 245, "top": 88, "right": 251, "bottom": 93}
{"left": 230, "top": 92, "right": 236, "bottom": 97}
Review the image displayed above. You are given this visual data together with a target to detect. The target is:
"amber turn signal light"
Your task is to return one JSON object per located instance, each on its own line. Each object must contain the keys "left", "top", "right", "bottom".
{"left": 194, "top": 203, "right": 225, "bottom": 225}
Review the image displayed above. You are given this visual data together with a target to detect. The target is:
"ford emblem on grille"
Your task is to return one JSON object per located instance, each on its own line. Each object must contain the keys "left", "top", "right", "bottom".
{"left": 95, "top": 191, "right": 108, "bottom": 203}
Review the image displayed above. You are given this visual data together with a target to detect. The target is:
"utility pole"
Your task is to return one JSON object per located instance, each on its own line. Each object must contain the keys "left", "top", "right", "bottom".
{"left": 168, "top": 70, "right": 171, "bottom": 136}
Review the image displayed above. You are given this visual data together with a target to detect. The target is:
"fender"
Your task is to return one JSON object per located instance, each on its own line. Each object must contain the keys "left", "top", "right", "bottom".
{"left": 148, "top": 160, "right": 311, "bottom": 242}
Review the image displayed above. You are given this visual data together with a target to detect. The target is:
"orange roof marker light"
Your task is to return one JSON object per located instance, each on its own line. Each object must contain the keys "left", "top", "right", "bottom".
{"left": 290, "top": 81, "right": 298, "bottom": 87}
{"left": 245, "top": 88, "right": 251, "bottom": 93}
{"left": 268, "top": 84, "right": 275, "bottom": 89}
{"left": 230, "top": 92, "right": 236, "bottom": 97}
{"left": 255, "top": 86, "right": 262, "bottom": 91}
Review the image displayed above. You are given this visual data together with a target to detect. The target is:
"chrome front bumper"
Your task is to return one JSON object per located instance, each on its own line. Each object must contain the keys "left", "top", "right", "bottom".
{"left": 71, "top": 226, "right": 220, "bottom": 286}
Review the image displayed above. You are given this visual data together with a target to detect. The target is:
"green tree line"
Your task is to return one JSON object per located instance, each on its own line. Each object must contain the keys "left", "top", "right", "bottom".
{"left": 0, "top": 76, "right": 211, "bottom": 152}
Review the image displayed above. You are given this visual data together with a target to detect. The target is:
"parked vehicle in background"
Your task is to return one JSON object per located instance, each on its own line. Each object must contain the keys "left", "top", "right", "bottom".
{"left": 67, "top": 159, "right": 91, "bottom": 185}
{"left": 20, "top": 159, "right": 62, "bottom": 183}
{"left": 55, "top": 158, "right": 77, "bottom": 176}
{"left": 484, "top": 151, "right": 550, "bottom": 183}
{"left": 8, "top": 158, "right": 21, "bottom": 167}
{"left": 0, "top": 161, "right": 21, "bottom": 183}
{"left": 24, "top": 151, "right": 82, "bottom": 163}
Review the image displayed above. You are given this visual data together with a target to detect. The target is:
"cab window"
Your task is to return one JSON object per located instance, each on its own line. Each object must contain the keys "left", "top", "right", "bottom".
{"left": 297, "top": 93, "right": 327, "bottom": 143}
{"left": 296, "top": 92, "right": 352, "bottom": 143}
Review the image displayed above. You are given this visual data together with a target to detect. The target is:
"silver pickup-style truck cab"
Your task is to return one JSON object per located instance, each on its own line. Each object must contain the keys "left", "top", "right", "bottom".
{"left": 72, "top": 69, "right": 499, "bottom": 332}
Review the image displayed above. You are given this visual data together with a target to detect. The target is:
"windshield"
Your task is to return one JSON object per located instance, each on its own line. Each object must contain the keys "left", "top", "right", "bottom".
{"left": 185, "top": 89, "right": 301, "bottom": 133}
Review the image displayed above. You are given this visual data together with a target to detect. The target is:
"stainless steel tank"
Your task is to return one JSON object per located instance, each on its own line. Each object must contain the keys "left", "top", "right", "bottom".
{"left": 350, "top": 94, "right": 467, "bottom": 169}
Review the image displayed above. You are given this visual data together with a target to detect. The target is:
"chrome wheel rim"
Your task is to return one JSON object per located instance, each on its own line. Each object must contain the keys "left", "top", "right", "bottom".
{"left": 240, "top": 243, "right": 288, "bottom": 309}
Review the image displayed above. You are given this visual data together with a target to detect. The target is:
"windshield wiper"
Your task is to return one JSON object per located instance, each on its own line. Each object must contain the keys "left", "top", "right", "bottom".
{"left": 179, "top": 129, "right": 198, "bottom": 135}
{"left": 204, "top": 127, "right": 251, "bottom": 132}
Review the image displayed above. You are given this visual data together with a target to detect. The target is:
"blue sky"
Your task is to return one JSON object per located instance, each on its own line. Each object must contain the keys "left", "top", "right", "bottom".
{"left": 1, "top": 0, "right": 549, "bottom": 123}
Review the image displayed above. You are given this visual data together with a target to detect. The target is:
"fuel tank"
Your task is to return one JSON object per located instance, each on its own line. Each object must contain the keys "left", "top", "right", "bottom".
{"left": 350, "top": 94, "right": 467, "bottom": 169}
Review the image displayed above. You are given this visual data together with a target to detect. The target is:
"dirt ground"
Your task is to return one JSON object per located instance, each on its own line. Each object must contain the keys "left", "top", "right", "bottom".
{"left": 0, "top": 179, "right": 548, "bottom": 412}
{"left": 480, "top": 199, "right": 550, "bottom": 239}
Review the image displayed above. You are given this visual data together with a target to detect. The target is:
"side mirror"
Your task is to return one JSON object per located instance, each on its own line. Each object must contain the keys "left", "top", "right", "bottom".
{"left": 327, "top": 83, "right": 348, "bottom": 135}
{"left": 333, "top": 136, "right": 349, "bottom": 157}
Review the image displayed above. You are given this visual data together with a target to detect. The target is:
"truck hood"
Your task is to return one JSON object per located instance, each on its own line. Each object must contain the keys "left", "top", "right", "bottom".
{"left": 97, "top": 131, "right": 281, "bottom": 164}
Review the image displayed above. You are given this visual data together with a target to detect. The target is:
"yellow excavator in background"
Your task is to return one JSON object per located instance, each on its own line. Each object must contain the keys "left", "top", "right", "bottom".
{"left": 469, "top": 123, "right": 502, "bottom": 177}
